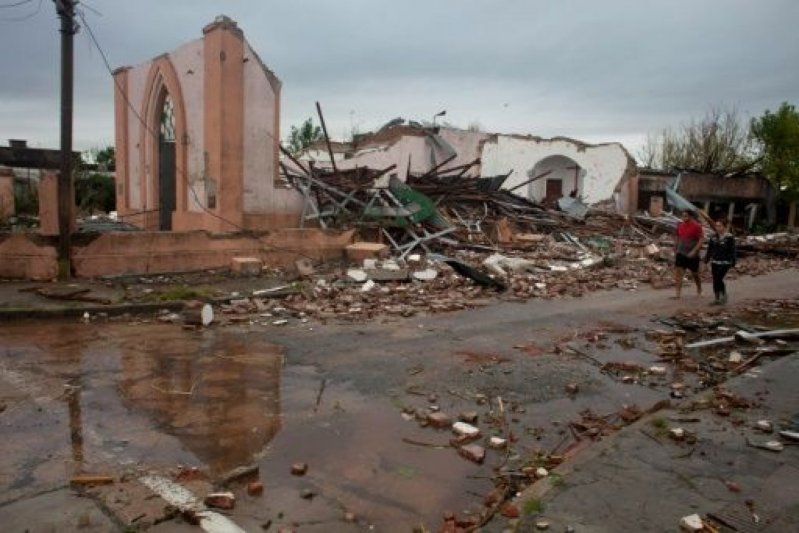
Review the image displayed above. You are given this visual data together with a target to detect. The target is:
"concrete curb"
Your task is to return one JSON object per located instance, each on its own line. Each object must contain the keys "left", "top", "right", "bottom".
{"left": 0, "top": 301, "right": 187, "bottom": 321}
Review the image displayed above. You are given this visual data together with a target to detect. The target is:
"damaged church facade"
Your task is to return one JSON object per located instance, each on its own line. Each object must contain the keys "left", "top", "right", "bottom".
{"left": 113, "top": 16, "right": 302, "bottom": 232}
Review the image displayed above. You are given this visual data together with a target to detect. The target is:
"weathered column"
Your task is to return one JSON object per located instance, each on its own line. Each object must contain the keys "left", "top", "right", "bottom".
{"left": 203, "top": 16, "right": 245, "bottom": 231}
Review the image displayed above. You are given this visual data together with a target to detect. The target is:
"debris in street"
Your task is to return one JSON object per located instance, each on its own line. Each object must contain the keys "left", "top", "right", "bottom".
{"left": 452, "top": 421, "right": 480, "bottom": 438}
{"left": 246, "top": 482, "right": 264, "bottom": 496}
{"left": 70, "top": 475, "right": 114, "bottom": 486}
{"left": 291, "top": 463, "right": 308, "bottom": 476}
{"left": 182, "top": 301, "right": 214, "bottom": 327}
{"left": 458, "top": 444, "right": 486, "bottom": 464}
{"left": 219, "top": 463, "right": 259, "bottom": 485}
{"left": 489, "top": 436, "right": 507, "bottom": 449}
{"left": 679, "top": 513, "right": 705, "bottom": 532}
{"left": 204, "top": 492, "right": 236, "bottom": 510}
{"left": 427, "top": 412, "right": 453, "bottom": 428}
{"left": 458, "top": 411, "right": 479, "bottom": 424}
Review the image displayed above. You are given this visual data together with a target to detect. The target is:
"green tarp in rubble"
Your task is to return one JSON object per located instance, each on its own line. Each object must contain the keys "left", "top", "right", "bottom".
{"left": 362, "top": 176, "right": 450, "bottom": 230}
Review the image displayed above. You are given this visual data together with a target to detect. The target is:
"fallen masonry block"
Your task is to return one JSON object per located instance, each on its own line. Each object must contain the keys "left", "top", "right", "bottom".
{"left": 346, "top": 242, "right": 389, "bottom": 263}
{"left": 452, "top": 422, "right": 480, "bottom": 438}
{"left": 489, "top": 436, "right": 507, "bottom": 449}
{"left": 291, "top": 463, "right": 308, "bottom": 476}
{"left": 412, "top": 268, "right": 438, "bottom": 281}
{"left": 427, "top": 412, "right": 452, "bottom": 428}
{"left": 346, "top": 268, "right": 368, "bottom": 282}
{"left": 246, "top": 482, "right": 264, "bottom": 496}
{"left": 204, "top": 492, "right": 235, "bottom": 510}
{"left": 679, "top": 514, "right": 704, "bottom": 532}
{"left": 231, "top": 257, "right": 263, "bottom": 276}
{"left": 458, "top": 444, "right": 485, "bottom": 464}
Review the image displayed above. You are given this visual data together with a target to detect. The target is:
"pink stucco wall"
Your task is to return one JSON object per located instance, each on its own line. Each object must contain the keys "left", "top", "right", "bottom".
{"left": 120, "top": 38, "right": 205, "bottom": 215}
{"left": 114, "top": 17, "right": 302, "bottom": 232}
{"left": 0, "top": 229, "right": 354, "bottom": 280}
{"left": 242, "top": 42, "right": 303, "bottom": 218}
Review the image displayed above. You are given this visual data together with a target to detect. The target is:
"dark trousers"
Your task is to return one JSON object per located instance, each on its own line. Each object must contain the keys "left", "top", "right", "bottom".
{"left": 711, "top": 263, "right": 730, "bottom": 296}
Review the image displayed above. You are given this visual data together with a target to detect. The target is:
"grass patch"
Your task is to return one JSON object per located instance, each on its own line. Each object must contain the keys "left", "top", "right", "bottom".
{"left": 522, "top": 499, "right": 544, "bottom": 516}
{"left": 548, "top": 473, "right": 565, "bottom": 487}
{"left": 650, "top": 417, "right": 670, "bottom": 438}
{"left": 650, "top": 417, "right": 668, "bottom": 429}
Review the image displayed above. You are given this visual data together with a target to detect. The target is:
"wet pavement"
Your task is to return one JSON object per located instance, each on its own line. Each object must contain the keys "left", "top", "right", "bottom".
{"left": 0, "top": 268, "right": 797, "bottom": 531}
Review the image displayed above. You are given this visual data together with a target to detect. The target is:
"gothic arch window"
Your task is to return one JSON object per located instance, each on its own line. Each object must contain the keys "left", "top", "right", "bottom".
{"left": 160, "top": 93, "right": 176, "bottom": 142}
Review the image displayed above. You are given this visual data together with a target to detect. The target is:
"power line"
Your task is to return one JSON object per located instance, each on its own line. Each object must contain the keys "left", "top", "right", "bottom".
{"left": 0, "top": 0, "right": 41, "bottom": 21}
{"left": 0, "top": 0, "right": 33, "bottom": 8}
{"left": 75, "top": 9, "right": 318, "bottom": 261}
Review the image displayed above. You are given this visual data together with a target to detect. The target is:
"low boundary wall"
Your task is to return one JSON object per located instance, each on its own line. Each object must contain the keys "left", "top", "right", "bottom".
{"left": 0, "top": 228, "right": 354, "bottom": 280}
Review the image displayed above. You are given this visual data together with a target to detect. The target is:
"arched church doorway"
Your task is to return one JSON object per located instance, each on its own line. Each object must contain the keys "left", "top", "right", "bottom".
{"left": 158, "top": 93, "right": 177, "bottom": 230}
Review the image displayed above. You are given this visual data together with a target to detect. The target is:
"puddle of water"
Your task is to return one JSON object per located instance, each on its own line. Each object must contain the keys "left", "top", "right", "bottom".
{"left": 0, "top": 322, "right": 495, "bottom": 529}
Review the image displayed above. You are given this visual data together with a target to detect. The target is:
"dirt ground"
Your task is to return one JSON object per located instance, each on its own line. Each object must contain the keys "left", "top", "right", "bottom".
{"left": 0, "top": 268, "right": 797, "bottom": 532}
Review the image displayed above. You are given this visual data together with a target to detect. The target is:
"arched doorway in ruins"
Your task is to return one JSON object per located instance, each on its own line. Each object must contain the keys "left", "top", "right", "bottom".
{"left": 528, "top": 154, "right": 585, "bottom": 205}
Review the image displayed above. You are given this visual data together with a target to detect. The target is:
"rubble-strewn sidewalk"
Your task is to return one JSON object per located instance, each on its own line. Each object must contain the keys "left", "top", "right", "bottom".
{"left": 507, "top": 353, "right": 799, "bottom": 533}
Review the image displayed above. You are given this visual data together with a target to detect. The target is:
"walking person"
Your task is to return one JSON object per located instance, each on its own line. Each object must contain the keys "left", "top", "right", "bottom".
{"left": 705, "top": 218, "right": 736, "bottom": 305}
{"left": 673, "top": 209, "right": 704, "bottom": 299}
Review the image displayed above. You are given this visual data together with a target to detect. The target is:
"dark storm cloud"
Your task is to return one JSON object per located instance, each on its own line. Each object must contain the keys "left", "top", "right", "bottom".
{"left": 1, "top": 0, "right": 797, "bottom": 155}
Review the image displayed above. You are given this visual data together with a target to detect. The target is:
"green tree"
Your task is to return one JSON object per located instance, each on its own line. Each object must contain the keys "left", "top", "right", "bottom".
{"left": 95, "top": 146, "right": 115, "bottom": 171}
{"left": 287, "top": 118, "right": 322, "bottom": 155}
{"left": 84, "top": 145, "right": 116, "bottom": 171}
{"left": 751, "top": 102, "right": 799, "bottom": 197}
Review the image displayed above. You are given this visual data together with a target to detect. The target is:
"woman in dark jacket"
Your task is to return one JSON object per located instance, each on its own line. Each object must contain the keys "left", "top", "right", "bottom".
{"left": 705, "top": 219, "right": 736, "bottom": 305}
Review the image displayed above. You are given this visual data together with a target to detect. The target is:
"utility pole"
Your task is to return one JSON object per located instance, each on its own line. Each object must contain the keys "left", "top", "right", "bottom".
{"left": 55, "top": 0, "right": 76, "bottom": 278}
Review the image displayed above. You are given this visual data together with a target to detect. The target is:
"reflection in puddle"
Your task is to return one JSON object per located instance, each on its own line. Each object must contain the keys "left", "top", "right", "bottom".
{"left": 0, "top": 323, "right": 285, "bottom": 481}
{"left": 117, "top": 333, "right": 283, "bottom": 475}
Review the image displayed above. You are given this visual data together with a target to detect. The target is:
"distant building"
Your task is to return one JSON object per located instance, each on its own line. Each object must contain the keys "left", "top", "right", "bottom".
{"left": 295, "top": 121, "right": 636, "bottom": 207}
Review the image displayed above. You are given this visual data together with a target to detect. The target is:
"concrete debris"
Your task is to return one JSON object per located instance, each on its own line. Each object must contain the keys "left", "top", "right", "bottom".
{"left": 779, "top": 430, "right": 799, "bottom": 441}
{"left": 346, "top": 268, "right": 368, "bottom": 282}
{"left": 488, "top": 436, "right": 507, "bottom": 449}
{"left": 361, "top": 279, "right": 376, "bottom": 293}
{"left": 230, "top": 257, "right": 263, "bottom": 276}
{"left": 756, "top": 420, "right": 773, "bottom": 432}
{"left": 427, "top": 412, "right": 452, "bottom": 428}
{"left": 204, "top": 492, "right": 235, "bottom": 510}
{"left": 246, "top": 482, "right": 263, "bottom": 496}
{"left": 290, "top": 463, "right": 308, "bottom": 476}
{"left": 458, "top": 444, "right": 486, "bottom": 464}
{"left": 412, "top": 268, "right": 438, "bottom": 281}
{"left": 346, "top": 242, "right": 389, "bottom": 263}
{"left": 669, "top": 428, "right": 685, "bottom": 441}
{"left": 452, "top": 421, "right": 480, "bottom": 438}
{"left": 679, "top": 513, "right": 705, "bottom": 532}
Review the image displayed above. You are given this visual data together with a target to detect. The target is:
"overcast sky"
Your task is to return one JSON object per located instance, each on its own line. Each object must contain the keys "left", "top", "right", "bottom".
{"left": 0, "top": 0, "right": 796, "bottom": 159}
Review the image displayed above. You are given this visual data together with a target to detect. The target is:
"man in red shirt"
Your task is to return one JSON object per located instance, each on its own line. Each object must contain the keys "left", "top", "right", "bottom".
{"left": 673, "top": 210, "right": 704, "bottom": 298}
